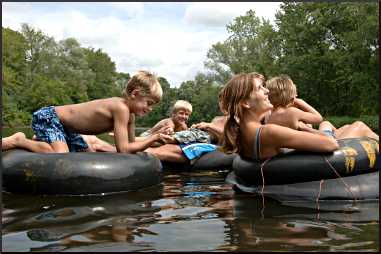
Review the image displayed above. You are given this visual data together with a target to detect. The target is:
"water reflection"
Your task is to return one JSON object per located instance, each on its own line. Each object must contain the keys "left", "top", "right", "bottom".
{"left": 2, "top": 170, "right": 379, "bottom": 252}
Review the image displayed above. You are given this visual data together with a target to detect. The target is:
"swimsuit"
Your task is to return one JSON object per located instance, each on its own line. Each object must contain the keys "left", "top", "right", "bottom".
{"left": 252, "top": 126, "right": 264, "bottom": 161}
{"left": 31, "top": 106, "right": 88, "bottom": 152}
{"left": 322, "top": 129, "right": 336, "bottom": 139}
{"left": 179, "top": 143, "right": 217, "bottom": 163}
{"left": 174, "top": 128, "right": 216, "bottom": 163}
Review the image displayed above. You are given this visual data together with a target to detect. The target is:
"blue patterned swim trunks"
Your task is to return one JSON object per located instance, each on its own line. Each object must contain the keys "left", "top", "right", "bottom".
{"left": 31, "top": 106, "right": 88, "bottom": 152}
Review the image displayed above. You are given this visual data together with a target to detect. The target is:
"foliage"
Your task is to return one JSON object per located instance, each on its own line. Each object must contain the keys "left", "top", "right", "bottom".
{"left": 205, "top": 2, "right": 379, "bottom": 117}
{"left": 2, "top": 3, "right": 379, "bottom": 130}
{"left": 325, "top": 115, "right": 378, "bottom": 133}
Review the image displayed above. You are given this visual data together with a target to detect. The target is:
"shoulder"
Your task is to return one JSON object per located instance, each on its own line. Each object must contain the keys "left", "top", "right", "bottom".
{"left": 212, "top": 115, "right": 224, "bottom": 123}
{"left": 153, "top": 118, "right": 173, "bottom": 128}
{"left": 110, "top": 98, "right": 130, "bottom": 114}
{"left": 285, "top": 107, "right": 304, "bottom": 117}
{"left": 261, "top": 123, "right": 295, "bottom": 138}
{"left": 159, "top": 118, "right": 173, "bottom": 125}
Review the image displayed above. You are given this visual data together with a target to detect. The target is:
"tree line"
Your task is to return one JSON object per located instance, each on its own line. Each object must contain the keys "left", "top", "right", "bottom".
{"left": 2, "top": 2, "right": 378, "bottom": 129}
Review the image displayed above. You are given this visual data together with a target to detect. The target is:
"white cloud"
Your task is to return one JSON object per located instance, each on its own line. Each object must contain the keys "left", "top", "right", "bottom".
{"left": 2, "top": 2, "right": 34, "bottom": 29}
{"left": 184, "top": 2, "right": 281, "bottom": 27}
{"left": 2, "top": 2, "right": 281, "bottom": 87}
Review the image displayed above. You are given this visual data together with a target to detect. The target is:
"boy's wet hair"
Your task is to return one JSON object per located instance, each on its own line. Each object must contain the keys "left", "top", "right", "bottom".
{"left": 123, "top": 70, "right": 163, "bottom": 103}
{"left": 265, "top": 74, "right": 297, "bottom": 108}
{"left": 171, "top": 100, "right": 192, "bottom": 114}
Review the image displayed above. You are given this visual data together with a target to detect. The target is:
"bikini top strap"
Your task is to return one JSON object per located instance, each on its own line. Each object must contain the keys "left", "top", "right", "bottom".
{"left": 252, "top": 126, "right": 264, "bottom": 161}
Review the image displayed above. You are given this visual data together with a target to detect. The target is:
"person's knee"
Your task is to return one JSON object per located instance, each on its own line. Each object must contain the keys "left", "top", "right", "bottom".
{"left": 353, "top": 121, "right": 365, "bottom": 127}
{"left": 350, "top": 121, "right": 367, "bottom": 131}
{"left": 319, "top": 121, "right": 331, "bottom": 130}
{"left": 51, "top": 148, "right": 69, "bottom": 153}
{"left": 50, "top": 142, "right": 70, "bottom": 153}
{"left": 40, "top": 145, "right": 55, "bottom": 153}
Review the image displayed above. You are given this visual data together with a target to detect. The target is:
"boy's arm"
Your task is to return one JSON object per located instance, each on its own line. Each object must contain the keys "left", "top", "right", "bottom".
{"left": 128, "top": 113, "right": 135, "bottom": 142}
{"left": 113, "top": 105, "right": 172, "bottom": 153}
{"left": 298, "top": 122, "right": 326, "bottom": 136}
{"left": 192, "top": 116, "right": 226, "bottom": 140}
{"left": 148, "top": 119, "right": 174, "bottom": 135}
{"left": 113, "top": 104, "right": 131, "bottom": 153}
{"left": 264, "top": 124, "right": 339, "bottom": 153}
{"left": 291, "top": 98, "right": 323, "bottom": 125}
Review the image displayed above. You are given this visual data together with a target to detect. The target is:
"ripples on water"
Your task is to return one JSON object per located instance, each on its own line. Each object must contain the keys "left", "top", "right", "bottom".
{"left": 2, "top": 170, "right": 379, "bottom": 252}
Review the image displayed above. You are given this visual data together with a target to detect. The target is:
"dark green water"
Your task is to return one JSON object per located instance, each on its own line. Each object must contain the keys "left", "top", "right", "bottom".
{"left": 2, "top": 128, "right": 379, "bottom": 252}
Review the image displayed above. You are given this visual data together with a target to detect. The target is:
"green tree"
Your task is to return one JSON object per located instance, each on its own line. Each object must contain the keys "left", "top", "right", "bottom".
{"left": 275, "top": 2, "right": 378, "bottom": 116}
{"left": 2, "top": 27, "right": 29, "bottom": 125}
{"left": 205, "top": 9, "right": 278, "bottom": 81}
{"left": 54, "top": 38, "right": 94, "bottom": 103}
{"left": 115, "top": 72, "right": 130, "bottom": 94}
{"left": 84, "top": 48, "right": 118, "bottom": 100}
{"left": 205, "top": 2, "right": 379, "bottom": 117}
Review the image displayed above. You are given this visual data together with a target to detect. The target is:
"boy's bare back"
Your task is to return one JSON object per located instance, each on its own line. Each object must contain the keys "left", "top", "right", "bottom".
{"left": 55, "top": 97, "right": 130, "bottom": 135}
{"left": 266, "top": 107, "right": 300, "bottom": 130}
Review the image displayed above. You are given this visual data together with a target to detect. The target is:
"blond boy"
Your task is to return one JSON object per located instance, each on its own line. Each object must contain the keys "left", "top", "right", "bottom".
{"left": 2, "top": 71, "right": 173, "bottom": 153}
{"left": 140, "top": 100, "right": 192, "bottom": 137}
{"left": 265, "top": 74, "right": 323, "bottom": 133}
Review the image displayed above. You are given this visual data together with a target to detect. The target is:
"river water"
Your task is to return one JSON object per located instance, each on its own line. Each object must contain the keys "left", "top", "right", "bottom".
{"left": 1, "top": 128, "right": 379, "bottom": 251}
{"left": 2, "top": 169, "right": 379, "bottom": 252}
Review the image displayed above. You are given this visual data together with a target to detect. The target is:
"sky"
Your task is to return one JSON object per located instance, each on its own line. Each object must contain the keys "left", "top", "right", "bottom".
{"left": 2, "top": 2, "right": 282, "bottom": 87}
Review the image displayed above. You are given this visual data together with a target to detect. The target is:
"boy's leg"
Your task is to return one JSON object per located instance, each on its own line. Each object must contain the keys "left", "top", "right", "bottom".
{"left": 318, "top": 121, "right": 337, "bottom": 138}
{"left": 50, "top": 141, "right": 70, "bottom": 153}
{"left": 2, "top": 132, "right": 55, "bottom": 153}
{"left": 335, "top": 121, "right": 379, "bottom": 141}
{"left": 145, "top": 144, "right": 188, "bottom": 163}
{"left": 81, "top": 135, "right": 116, "bottom": 152}
{"left": 2, "top": 132, "right": 27, "bottom": 150}
{"left": 32, "top": 106, "right": 71, "bottom": 153}
{"left": 318, "top": 121, "right": 337, "bottom": 132}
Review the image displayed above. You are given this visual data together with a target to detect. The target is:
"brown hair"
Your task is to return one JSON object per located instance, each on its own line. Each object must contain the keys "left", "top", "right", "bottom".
{"left": 123, "top": 70, "right": 162, "bottom": 103}
{"left": 220, "top": 72, "right": 265, "bottom": 154}
{"left": 265, "top": 74, "right": 296, "bottom": 108}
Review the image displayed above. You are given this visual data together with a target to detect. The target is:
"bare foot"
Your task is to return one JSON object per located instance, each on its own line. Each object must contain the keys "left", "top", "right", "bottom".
{"left": 2, "top": 132, "right": 26, "bottom": 150}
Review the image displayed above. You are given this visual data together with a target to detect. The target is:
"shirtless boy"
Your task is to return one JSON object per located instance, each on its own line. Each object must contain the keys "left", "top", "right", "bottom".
{"left": 265, "top": 74, "right": 323, "bottom": 134}
{"left": 2, "top": 71, "right": 173, "bottom": 153}
{"left": 265, "top": 74, "right": 378, "bottom": 141}
{"left": 139, "top": 100, "right": 192, "bottom": 137}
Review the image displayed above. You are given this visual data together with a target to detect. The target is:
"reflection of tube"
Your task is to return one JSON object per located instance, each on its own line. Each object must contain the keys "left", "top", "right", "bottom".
{"left": 4, "top": 185, "right": 164, "bottom": 234}
{"left": 134, "top": 219, "right": 227, "bottom": 251}
{"left": 227, "top": 171, "right": 379, "bottom": 201}
{"left": 27, "top": 218, "right": 114, "bottom": 241}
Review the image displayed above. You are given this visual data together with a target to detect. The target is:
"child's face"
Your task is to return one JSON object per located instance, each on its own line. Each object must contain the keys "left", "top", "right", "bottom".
{"left": 132, "top": 96, "right": 157, "bottom": 117}
{"left": 172, "top": 109, "right": 191, "bottom": 125}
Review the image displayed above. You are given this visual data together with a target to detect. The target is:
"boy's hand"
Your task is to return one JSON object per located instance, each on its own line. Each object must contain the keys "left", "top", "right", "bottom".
{"left": 191, "top": 122, "right": 210, "bottom": 130}
{"left": 157, "top": 125, "right": 174, "bottom": 135}
{"left": 156, "top": 133, "right": 176, "bottom": 144}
